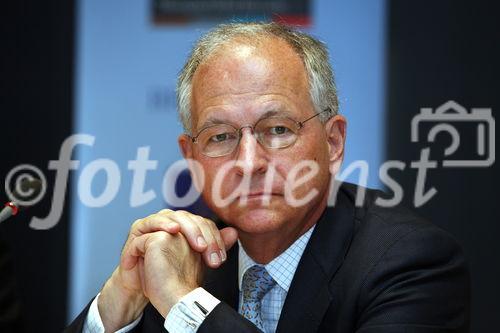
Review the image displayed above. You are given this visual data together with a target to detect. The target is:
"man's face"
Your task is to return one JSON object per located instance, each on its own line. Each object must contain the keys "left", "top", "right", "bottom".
{"left": 179, "top": 37, "right": 345, "bottom": 238}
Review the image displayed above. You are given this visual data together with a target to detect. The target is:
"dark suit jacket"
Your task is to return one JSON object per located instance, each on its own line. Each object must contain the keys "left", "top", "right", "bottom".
{"left": 65, "top": 183, "right": 470, "bottom": 332}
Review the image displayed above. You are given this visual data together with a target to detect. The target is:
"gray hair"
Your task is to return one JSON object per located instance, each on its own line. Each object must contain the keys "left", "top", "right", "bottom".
{"left": 176, "top": 22, "right": 339, "bottom": 134}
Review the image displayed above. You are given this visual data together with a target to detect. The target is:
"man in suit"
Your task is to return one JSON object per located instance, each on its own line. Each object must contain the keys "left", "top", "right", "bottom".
{"left": 66, "top": 22, "right": 469, "bottom": 332}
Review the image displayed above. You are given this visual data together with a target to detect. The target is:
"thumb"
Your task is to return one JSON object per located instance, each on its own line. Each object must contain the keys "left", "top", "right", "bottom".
{"left": 220, "top": 227, "right": 238, "bottom": 251}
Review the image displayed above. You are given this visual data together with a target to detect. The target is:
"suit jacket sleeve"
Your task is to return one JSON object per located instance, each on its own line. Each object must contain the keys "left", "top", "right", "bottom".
{"left": 63, "top": 300, "right": 92, "bottom": 333}
{"left": 355, "top": 225, "right": 470, "bottom": 333}
{"left": 64, "top": 299, "right": 261, "bottom": 333}
{"left": 64, "top": 298, "right": 146, "bottom": 333}
{"left": 198, "top": 302, "right": 261, "bottom": 333}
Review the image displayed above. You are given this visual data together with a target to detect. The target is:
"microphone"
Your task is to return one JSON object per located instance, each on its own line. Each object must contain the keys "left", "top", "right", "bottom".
{"left": 0, "top": 178, "right": 42, "bottom": 224}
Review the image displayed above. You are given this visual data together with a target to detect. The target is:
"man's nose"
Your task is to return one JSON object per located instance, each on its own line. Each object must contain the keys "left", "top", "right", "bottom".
{"left": 234, "top": 127, "right": 268, "bottom": 175}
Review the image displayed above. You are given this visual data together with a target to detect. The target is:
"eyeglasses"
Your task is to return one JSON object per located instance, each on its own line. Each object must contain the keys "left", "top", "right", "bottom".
{"left": 190, "top": 108, "right": 331, "bottom": 157}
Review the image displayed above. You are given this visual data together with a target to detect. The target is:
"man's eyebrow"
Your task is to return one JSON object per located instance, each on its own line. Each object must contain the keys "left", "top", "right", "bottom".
{"left": 196, "top": 117, "right": 229, "bottom": 132}
{"left": 260, "top": 110, "right": 281, "bottom": 118}
{"left": 196, "top": 108, "right": 293, "bottom": 131}
{"left": 201, "top": 117, "right": 227, "bottom": 127}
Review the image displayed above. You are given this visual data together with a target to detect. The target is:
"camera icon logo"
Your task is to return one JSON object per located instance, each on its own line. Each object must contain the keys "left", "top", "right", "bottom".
{"left": 411, "top": 100, "right": 495, "bottom": 167}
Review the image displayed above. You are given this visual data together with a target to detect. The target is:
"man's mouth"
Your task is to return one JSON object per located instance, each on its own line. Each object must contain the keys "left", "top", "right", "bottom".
{"left": 238, "top": 192, "right": 282, "bottom": 200}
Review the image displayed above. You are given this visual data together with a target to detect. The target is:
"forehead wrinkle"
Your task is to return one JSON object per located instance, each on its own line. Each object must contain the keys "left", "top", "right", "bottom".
{"left": 201, "top": 90, "right": 292, "bottom": 107}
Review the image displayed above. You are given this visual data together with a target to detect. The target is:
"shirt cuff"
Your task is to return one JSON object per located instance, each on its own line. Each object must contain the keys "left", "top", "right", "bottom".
{"left": 164, "top": 287, "right": 220, "bottom": 332}
{"left": 83, "top": 293, "right": 143, "bottom": 333}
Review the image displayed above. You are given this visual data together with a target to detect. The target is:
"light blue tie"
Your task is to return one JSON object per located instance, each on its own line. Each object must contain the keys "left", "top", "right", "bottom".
{"left": 240, "top": 265, "right": 276, "bottom": 332}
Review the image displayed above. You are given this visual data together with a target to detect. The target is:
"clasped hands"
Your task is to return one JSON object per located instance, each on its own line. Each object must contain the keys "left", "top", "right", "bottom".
{"left": 98, "top": 209, "right": 238, "bottom": 331}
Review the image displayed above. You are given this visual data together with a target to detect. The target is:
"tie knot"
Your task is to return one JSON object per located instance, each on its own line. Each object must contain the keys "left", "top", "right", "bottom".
{"left": 242, "top": 265, "right": 276, "bottom": 302}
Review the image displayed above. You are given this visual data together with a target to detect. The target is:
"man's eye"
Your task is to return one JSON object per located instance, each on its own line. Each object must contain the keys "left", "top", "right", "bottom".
{"left": 210, "top": 133, "right": 230, "bottom": 142}
{"left": 269, "top": 126, "right": 290, "bottom": 135}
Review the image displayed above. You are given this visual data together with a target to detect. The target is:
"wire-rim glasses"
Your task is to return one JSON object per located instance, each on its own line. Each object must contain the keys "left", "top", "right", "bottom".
{"left": 190, "top": 108, "right": 332, "bottom": 158}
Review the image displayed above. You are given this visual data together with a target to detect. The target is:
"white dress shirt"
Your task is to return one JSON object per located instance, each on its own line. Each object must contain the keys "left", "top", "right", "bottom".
{"left": 83, "top": 225, "right": 315, "bottom": 333}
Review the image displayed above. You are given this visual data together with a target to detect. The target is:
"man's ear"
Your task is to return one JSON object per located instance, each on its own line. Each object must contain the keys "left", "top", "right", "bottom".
{"left": 324, "top": 115, "right": 347, "bottom": 176}
{"left": 178, "top": 134, "right": 193, "bottom": 159}
{"left": 178, "top": 134, "right": 204, "bottom": 192}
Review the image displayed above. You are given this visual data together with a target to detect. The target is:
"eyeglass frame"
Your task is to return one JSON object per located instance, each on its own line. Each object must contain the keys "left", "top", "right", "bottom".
{"left": 189, "top": 108, "right": 332, "bottom": 157}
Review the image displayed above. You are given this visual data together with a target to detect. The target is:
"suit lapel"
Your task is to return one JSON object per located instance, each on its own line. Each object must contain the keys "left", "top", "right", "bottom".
{"left": 276, "top": 188, "right": 355, "bottom": 333}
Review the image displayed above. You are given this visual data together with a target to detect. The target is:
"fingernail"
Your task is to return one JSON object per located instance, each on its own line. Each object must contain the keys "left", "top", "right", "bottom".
{"left": 210, "top": 252, "right": 220, "bottom": 265}
{"left": 197, "top": 236, "right": 207, "bottom": 247}
{"left": 167, "top": 222, "right": 177, "bottom": 229}
{"left": 220, "top": 250, "right": 226, "bottom": 262}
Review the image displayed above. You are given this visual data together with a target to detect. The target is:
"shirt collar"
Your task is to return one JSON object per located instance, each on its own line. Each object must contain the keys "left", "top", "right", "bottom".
{"left": 238, "top": 225, "right": 316, "bottom": 293}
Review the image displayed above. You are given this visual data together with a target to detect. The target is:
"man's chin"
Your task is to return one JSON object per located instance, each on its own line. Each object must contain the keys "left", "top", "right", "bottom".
{"left": 223, "top": 206, "right": 286, "bottom": 235}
